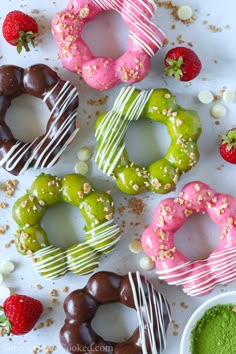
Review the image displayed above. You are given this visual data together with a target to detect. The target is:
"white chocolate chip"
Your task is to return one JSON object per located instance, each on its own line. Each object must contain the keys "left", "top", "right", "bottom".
{"left": 211, "top": 104, "right": 227, "bottom": 118}
{"left": 0, "top": 273, "right": 3, "bottom": 284}
{"left": 177, "top": 5, "right": 193, "bottom": 21}
{"left": 1, "top": 261, "right": 15, "bottom": 274}
{"left": 198, "top": 90, "right": 214, "bottom": 104}
{"left": 139, "top": 256, "right": 155, "bottom": 271}
{"left": 77, "top": 147, "right": 92, "bottom": 161}
{"left": 223, "top": 89, "right": 235, "bottom": 104}
{"left": 75, "top": 161, "right": 89, "bottom": 175}
{"left": 129, "top": 239, "right": 143, "bottom": 254}
{"left": 0, "top": 285, "right": 11, "bottom": 300}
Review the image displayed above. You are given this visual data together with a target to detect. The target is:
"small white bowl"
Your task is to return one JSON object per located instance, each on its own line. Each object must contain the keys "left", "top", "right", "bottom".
{"left": 180, "top": 291, "right": 236, "bottom": 354}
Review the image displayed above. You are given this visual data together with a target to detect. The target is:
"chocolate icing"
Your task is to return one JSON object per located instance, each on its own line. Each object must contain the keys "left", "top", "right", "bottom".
{"left": 60, "top": 271, "right": 171, "bottom": 354}
{"left": 0, "top": 64, "right": 79, "bottom": 175}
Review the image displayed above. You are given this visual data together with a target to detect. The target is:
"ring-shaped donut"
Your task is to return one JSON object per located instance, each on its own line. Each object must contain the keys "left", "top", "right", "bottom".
{"left": 51, "top": 0, "right": 166, "bottom": 90}
{"left": 60, "top": 271, "right": 171, "bottom": 354}
{"left": 95, "top": 86, "right": 202, "bottom": 195}
{"left": 12, "top": 174, "right": 120, "bottom": 279}
{"left": 0, "top": 64, "right": 79, "bottom": 176}
{"left": 141, "top": 181, "right": 236, "bottom": 296}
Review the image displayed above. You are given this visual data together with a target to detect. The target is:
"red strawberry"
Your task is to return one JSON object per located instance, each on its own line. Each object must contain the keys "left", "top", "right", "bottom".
{"left": 0, "top": 294, "right": 43, "bottom": 335}
{"left": 219, "top": 127, "right": 236, "bottom": 164}
{"left": 164, "top": 47, "right": 202, "bottom": 81}
{"left": 2, "top": 10, "right": 38, "bottom": 53}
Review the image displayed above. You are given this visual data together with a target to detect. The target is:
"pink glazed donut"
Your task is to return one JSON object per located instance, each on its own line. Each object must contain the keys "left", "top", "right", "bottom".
{"left": 51, "top": 0, "right": 165, "bottom": 90}
{"left": 142, "top": 181, "right": 236, "bottom": 296}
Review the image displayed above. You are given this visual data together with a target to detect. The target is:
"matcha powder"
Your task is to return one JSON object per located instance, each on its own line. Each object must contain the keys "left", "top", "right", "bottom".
{"left": 190, "top": 304, "right": 236, "bottom": 354}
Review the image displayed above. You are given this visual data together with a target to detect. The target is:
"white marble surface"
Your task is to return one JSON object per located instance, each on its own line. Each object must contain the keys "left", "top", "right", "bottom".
{"left": 0, "top": 0, "right": 235, "bottom": 353}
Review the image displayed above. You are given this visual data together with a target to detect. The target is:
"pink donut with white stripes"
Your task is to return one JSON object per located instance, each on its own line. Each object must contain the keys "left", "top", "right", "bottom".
{"left": 141, "top": 181, "right": 236, "bottom": 296}
{"left": 51, "top": 0, "right": 165, "bottom": 90}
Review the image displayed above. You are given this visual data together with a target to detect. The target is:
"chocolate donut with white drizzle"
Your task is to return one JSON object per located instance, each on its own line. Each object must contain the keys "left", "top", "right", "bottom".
{"left": 0, "top": 64, "right": 79, "bottom": 175}
{"left": 60, "top": 271, "right": 171, "bottom": 354}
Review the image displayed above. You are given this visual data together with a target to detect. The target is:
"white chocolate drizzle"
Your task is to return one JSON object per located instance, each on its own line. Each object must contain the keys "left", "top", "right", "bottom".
{"left": 128, "top": 271, "right": 171, "bottom": 353}
{"left": 156, "top": 247, "right": 236, "bottom": 296}
{"left": 0, "top": 81, "right": 79, "bottom": 175}
{"left": 91, "top": 0, "right": 165, "bottom": 56}
{"left": 31, "top": 219, "right": 120, "bottom": 279}
{"left": 95, "top": 86, "right": 153, "bottom": 175}
{"left": 85, "top": 219, "right": 121, "bottom": 253}
{"left": 32, "top": 245, "right": 68, "bottom": 279}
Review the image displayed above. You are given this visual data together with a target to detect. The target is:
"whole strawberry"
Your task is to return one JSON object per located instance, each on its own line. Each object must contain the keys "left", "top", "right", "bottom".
{"left": 164, "top": 47, "right": 202, "bottom": 81}
{"left": 219, "top": 127, "right": 236, "bottom": 164}
{"left": 2, "top": 10, "right": 38, "bottom": 53}
{"left": 0, "top": 294, "right": 43, "bottom": 335}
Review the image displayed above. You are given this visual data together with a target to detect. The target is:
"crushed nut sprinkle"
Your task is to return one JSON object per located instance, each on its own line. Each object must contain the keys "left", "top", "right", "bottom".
{"left": 0, "top": 225, "right": 9, "bottom": 234}
{"left": 49, "top": 289, "right": 58, "bottom": 297}
{"left": 1, "top": 179, "right": 18, "bottom": 196}
{"left": 36, "top": 284, "right": 43, "bottom": 290}
{"left": 128, "top": 198, "right": 146, "bottom": 216}
{"left": 61, "top": 286, "right": 69, "bottom": 293}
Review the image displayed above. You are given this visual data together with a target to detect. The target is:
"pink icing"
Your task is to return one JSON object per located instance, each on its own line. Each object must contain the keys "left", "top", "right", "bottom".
{"left": 141, "top": 181, "right": 236, "bottom": 296}
{"left": 51, "top": 0, "right": 165, "bottom": 90}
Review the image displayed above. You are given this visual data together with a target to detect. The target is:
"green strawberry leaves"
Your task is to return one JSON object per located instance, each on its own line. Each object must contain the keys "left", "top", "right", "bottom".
{"left": 164, "top": 57, "right": 184, "bottom": 81}
{"left": 221, "top": 129, "right": 236, "bottom": 151}
{"left": 0, "top": 306, "right": 12, "bottom": 335}
{"left": 12, "top": 31, "right": 36, "bottom": 53}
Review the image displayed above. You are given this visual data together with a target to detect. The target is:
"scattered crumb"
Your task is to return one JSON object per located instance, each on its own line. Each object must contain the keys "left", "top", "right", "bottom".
{"left": 0, "top": 202, "right": 8, "bottom": 209}
{"left": 36, "top": 284, "right": 43, "bottom": 290}
{"left": 180, "top": 302, "right": 189, "bottom": 309}
{"left": 87, "top": 96, "right": 108, "bottom": 106}
{"left": 45, "top": 318, "right": 54, "bottom": 327}
{"left": 49, "top": 289, "right": 58, "bottom": 297}
{"left": 0, "top": 225, "right": 9, "bottom": 234}
{"left": 61, "top": 286, "right": 69, "bottom": 293}
{"left": 177, "top": 34, "right": 185, "bottom": 44}
{"left": 45, "top": 346, "right": 57, "bottom": 354}
{"left": 213, "top": 95, "right": 221, "bottom": 102}
{"left": 208, "top": 24, "right": 222, "bottom": 33}
{"left": 1, "top": 179, "right": 18, "bottom": 198}
{"left": 128, "top": 198, "right": 146, "bottom": 216}
{"left": 3, "top": 240, "right": 15, "bottom": 248}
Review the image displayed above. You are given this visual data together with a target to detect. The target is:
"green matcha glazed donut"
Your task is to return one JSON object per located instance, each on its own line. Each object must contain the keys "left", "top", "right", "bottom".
{"left": 95, "top": 86, "right": 202, "bottom": 195}
{"left": 12, "top": 174, "right": 120, "bottom": 279}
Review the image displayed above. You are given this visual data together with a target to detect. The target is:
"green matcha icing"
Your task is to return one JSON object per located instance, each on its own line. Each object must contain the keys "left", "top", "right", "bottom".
{"left": 190, "top": 304, "right": 236, "bottom": 354}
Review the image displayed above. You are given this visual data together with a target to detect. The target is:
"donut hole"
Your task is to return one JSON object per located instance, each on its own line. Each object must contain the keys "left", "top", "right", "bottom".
{"left": 42, "top": 202, "right": 86, "bottom": 249}
{"left": 91, "top": 303, "right": 138, "bottom": 343}
{"left": 174, "top": 213, "right": 220, "bottom": 261}
{"left": 125, "top": 120, "right": 171, "bottom": 166}
{"left": 82, "top": 10, "right": 129, "bottom": 59}
{"left": 6, "top": 95, "right": 49, "bottom": 142}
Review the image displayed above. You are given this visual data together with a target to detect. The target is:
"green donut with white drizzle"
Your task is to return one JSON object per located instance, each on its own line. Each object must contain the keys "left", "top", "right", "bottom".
{"left": 95, "top": 86, "right": 202, "bottom": 195}
{"left": 12, "top": 174, "right": 120, "bottom": 279}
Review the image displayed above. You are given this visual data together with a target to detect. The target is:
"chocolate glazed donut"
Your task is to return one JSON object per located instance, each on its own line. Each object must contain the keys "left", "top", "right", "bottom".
{"left": 60, "top": 271, "right": 171, "bottom": 354}
{"left": 0, "top": 64, "right": 79, "bottom": 175}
